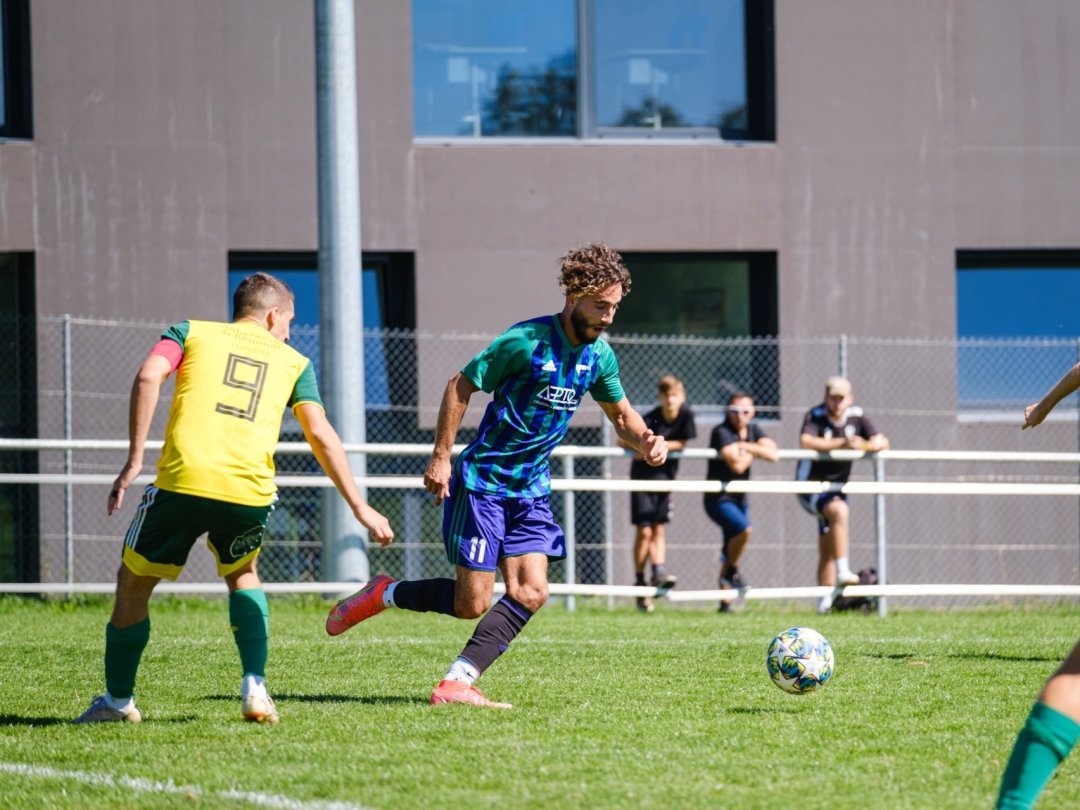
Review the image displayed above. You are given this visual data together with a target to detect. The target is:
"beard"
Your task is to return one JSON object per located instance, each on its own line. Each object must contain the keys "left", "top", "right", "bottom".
{"left": 570, "top": 307, "right": 603, "bottom": 344}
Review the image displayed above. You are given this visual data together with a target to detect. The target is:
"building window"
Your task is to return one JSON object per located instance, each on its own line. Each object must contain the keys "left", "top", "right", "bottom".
{"left": 228, "top": 253, "right": 416, "bottom": 413}
{"left": 0, "top": 0, "right": 32, "bottom": 139}
{"left": 412, "top": 0, "right": 774, "bottom": 141}
{"left": 957, "top": 250, "right": 1080, "bottom": 412}
{"left": 613, "top": 252, "right": 778, "bottom": 413}
{"left": 0, "top": 253, "right": 37, "bottom": 581}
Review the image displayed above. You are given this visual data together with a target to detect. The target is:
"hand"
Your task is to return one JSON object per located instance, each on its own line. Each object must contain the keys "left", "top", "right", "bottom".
{"left": 107, "top": 460, "right": 142, "bottom": 516}
{"left": 844, "top": 435, "right": 865, "bottom": 450}
{"left": 1022, "top": 402, "right": 1047, "bottom": 430}
{"left": 424, "top": 456, "right": 452, "bottom": 506}
{"left": 356, "top": 504, "right": 394, "bottom": 547}
{"left": 640, "top": 430, "right": 668, "bottom": 467}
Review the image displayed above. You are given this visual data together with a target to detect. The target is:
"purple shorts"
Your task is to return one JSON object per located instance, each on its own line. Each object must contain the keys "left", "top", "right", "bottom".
{"left": 442, "top": 477, "right": 566, "bottom": 571}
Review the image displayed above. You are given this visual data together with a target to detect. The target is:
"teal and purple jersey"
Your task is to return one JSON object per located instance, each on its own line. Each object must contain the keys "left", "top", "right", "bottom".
{"left": 456, "top": 314, "right": 624, "bottom": 497}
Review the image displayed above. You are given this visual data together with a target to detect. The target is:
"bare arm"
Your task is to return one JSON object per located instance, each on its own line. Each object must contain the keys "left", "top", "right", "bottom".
{"left": 598, "top": 398, "right": 668, "bottom": 466}
{"left": 865, "top": 433, "right": 890, "bottom": 451}
{"left": 424, "top": 372, "right": 479, "bottom": 504}
{"left": 720, "top": 436, "right": 779, "bottom": 474}
{"left": 800, "top": 432, "right": 846, "bottom": 452}
{"left": 295, "top": 403, "right": 393, "bottom": 546}
{"left": 1024, "top": 363, "right": 1080, "bottom": 429}
{"left": 108, "top": 353, "right": 172, "bottom": 515}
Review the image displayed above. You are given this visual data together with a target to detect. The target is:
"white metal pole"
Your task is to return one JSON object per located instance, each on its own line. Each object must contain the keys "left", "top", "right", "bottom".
{"left": 563, "top": 456, "right": 576, "bottom": 612}
{"left": 315, "top": 0, "right": 368, "bottom": 583}
{"left": 63, "top": 315, "right": 74, "bottom": 591}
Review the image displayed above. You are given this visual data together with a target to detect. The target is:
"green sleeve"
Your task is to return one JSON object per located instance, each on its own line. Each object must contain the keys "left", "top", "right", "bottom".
{"left": 462, "top": 327, "right": 533, "bottom": 393}
{"left": 288, "top": 361, "right": 324, "bottom": 409}
{"left": 160, "top": 321, "right": 190, "bottom": 347}
{"left": 589, "top": 341, "right": 625, "bottom": 403}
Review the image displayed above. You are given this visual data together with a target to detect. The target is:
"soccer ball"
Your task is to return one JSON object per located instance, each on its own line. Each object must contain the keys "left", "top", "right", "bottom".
{"left": 766, "top": 627, "right": 834, "bottom": 695}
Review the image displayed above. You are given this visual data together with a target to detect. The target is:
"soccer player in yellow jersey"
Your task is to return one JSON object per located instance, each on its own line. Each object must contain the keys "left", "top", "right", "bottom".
{"left": 74, "top": 272, "right": 393, "bottom": 725}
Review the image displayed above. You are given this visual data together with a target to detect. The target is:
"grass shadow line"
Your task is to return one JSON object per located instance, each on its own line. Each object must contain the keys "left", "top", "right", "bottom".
{"left": 202, "top": 693, "right": 427, "bottom": 707}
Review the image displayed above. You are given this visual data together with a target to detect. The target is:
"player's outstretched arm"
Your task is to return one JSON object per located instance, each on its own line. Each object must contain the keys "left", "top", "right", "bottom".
{"left": 1024, "top": 363, "right": 1080, "bottom": 429}
{"left": 424, "top": 372, "right": 479, "bottom": 505}
{"left": 108, "top": 353, "right": 173, "bottom": 516}
{"left": 599, "top": 398, "right": 668, "bottom": 467}
{"left": 294, "top": 402, "right": 394, "bottom": 546}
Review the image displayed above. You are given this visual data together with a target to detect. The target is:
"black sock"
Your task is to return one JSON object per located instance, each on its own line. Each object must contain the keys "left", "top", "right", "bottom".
{"left": 634, "top": 571, "right": 646, "bottom": 586}
{"left": 652, "top": 564, "right": 667, "bottom": 581}
{"left": 391, "top": 578, "right": 456, "bottom": 617}
{"left": 458, "top": 595, "right": 533, "bottom": 676}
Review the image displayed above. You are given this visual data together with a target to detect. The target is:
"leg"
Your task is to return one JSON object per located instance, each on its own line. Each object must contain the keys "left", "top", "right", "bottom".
{"left": 818, "top": 497, "right": 855, "bottom": 585}
{"left": 224, "top": 557, "right": 277, "bottom": 722}
{"left": 650, "top": 522, "right": 671, "bottom": 581}
{"left": 997, "top": 639, "right": 1080, "bottom": 808}
{"left": 1041, "top": 640, "right": 1080, "bottom": 721}
{"left": 454, "top": 555, "right": 543, "bottom": 674}
{"left": 74, "top": 564, "right": 157, "bottom": 723}
{"left": 430, "top": 557, "right": 537, "bottom": 710}
{"left": 724, "top": 528, "right": 751, "bottom": 571}
{"left": 107, "top": 564, "right": 159, "bottom": 698}
{"left": 633, "top": 524, "right": 654, "bottom": 581}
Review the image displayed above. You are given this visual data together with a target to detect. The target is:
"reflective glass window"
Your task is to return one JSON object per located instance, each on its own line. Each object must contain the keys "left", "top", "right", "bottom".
{"left": 592, "top": 0, "right": 746, "bottom": 137}
{"left": 413, "top": 0, "right": 577, "bottom": 137}
{"left": 957, "top": 251, "right": 1080, "bottom": 410}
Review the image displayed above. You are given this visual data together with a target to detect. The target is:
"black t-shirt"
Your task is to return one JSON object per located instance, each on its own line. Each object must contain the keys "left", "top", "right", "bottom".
{"left": 707, "top": 419, "right": 769, "bottom": 504}
{"left": 795, "top": 404, "right": 879, "bottom": 484}
{"left": 629, "top": 403, "right": 697, "bottom": 481}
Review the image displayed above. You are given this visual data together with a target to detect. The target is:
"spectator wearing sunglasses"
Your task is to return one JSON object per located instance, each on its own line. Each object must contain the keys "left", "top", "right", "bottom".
{"left": 704, "top": 392, "right": 778, "bottom": 612}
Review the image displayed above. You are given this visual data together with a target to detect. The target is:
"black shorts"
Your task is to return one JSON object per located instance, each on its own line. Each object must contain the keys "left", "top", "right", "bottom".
{"left": 122, "top": 485, "right": 273, "bottom": 580}
{"left": 631, "top": 491, "right": 672, "bottom": 526}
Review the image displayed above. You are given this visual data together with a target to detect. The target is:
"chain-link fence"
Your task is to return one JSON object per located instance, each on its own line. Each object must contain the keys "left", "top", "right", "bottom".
{"left": 5, "top": 316, "right": 1080, "bottom": 594}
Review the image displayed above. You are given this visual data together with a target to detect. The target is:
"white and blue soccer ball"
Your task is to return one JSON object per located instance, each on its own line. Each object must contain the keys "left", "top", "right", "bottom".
{"left": 766, "top": 627, "right": 834, "bottom": 695}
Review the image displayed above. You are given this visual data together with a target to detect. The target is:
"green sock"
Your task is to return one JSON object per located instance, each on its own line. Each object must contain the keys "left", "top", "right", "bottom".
{"left": 997, "top": 701, "right": 1080, "bottom": 809}
{"left": 104, "top": 618, "right": 150, "bottom": 700}
{"left": 230, "top": 589, "right": 269, "bottom": 677}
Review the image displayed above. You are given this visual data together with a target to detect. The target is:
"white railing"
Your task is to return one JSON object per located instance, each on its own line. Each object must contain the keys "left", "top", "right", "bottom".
{"left": 3, "top": 439, "right": 1080, "bottom": 614}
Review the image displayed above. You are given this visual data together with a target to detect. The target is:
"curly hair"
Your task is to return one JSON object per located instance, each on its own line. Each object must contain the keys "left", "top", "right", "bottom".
{"left": 557, "top": 242, "right": 631, "bottom": 300}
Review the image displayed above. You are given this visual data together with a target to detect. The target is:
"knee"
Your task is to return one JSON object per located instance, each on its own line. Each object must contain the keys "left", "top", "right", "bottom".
{"left": 507, "top": 582, "right": 548, "bottom": 613}
{"left": 454, "top": 594, "right": 490, "bottom": 620}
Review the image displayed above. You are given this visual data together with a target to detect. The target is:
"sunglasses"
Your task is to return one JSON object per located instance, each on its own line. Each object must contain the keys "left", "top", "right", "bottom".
{"left": 728, "top": 406, "right": 753, "bottom": 415}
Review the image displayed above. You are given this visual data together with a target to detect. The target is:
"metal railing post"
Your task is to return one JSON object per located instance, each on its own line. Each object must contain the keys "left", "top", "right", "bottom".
{"left": 63, "top": 315, "right": 74, "bottom": 591}
{"left": 601, "top": 419, "right": 614, "bottom": 609}
{"left": 563, "top": 455, "right": 576, "bottom": 612}
{"left": 874, "top": 454, "right": 888, "bottom": 616}
{"left": 839, "top": 333, "right": 848, "bottom": 378}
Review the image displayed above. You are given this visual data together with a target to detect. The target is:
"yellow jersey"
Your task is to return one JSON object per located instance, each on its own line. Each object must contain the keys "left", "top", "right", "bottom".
{"left": 154, "top": 319, "right": 322, "bottom": 506}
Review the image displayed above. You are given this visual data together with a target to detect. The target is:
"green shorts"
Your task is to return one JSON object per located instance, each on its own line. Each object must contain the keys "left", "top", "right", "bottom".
{"left": 122, "top": 485, "right": 273, "bottom": 580}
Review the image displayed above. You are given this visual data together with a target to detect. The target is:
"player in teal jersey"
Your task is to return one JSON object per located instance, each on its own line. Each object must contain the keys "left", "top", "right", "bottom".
{"left": 995, "top": 361, "right": 1080, "bottom": 808}
{"left": 327, "top": 243, "right": 668, "bottom": 708}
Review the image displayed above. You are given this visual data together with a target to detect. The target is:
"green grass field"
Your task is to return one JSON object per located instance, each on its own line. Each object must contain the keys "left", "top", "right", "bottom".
{"left": 0, "top": 595, "right": 1077, "bottom": 809}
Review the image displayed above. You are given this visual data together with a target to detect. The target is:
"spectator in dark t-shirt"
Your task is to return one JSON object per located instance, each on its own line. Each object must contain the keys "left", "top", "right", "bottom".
{"left": 620, "top": 374, "right": 696, "bottom": 612}
{"left": 704, "top": 392, "right": 778, "bottom": 612}
{"left": 795, "top": 376, "right": 889, "bottom": 613}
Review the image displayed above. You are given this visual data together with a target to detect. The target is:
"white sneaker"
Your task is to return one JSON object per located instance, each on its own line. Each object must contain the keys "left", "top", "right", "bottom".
{"left": 836, "top": 569, "right": 860, "bottom": 586}
{"left": 242, "top": 692, "right": 280, "bottom": 724}
{"left": 73, "top": 695, "right": 142, "bottom": 724}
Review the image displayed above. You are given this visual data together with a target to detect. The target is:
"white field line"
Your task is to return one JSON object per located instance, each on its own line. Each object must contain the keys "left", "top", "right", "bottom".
{"left": 0, "top": 762, "right": 372, "bottom": 810}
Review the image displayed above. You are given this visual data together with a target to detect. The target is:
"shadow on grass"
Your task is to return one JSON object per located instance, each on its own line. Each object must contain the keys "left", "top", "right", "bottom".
{"left": 949, "top": 651, "right": 1063, "bottom": 663}
{"left": 0, "top": 715, "right": 71, "bottom": 727}
{"left": 727, "top": 706, "right": 801, "bottom": 716}
{"left": 0, "top": 714, "right": 198, "bottom": 726}
{"left": 202, "top": 693, "right": 427, "bottom": 706}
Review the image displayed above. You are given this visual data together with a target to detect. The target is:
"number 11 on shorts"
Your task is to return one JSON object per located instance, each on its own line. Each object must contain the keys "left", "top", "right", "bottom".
{"left": 468, "top": 536, "right": 486, "bottom": 564}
